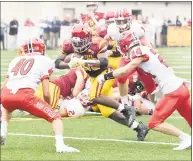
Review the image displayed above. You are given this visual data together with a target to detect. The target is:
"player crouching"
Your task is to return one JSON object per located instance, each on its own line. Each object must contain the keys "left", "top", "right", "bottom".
{"left": 0, "top": 38, "right": 79, "bottom": 153}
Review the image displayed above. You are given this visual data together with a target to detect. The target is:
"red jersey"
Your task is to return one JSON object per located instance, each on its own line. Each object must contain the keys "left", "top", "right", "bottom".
{"left": 51, "top": 68, "right": 87, "bottom": 98}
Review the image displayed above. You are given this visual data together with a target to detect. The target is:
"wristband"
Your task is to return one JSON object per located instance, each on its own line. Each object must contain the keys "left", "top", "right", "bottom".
{"left": 104, "top": 72, "right": 114, "bottom": 80}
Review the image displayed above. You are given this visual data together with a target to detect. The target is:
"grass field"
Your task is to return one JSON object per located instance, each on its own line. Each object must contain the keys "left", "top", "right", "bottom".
{"left": 1, "top": 47, "right": 192, "bottom": 160}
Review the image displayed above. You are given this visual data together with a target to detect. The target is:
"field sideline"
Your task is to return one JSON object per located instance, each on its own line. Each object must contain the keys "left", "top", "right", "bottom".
{"left": 1, "top": 47, "right": 192, "bottom": 160}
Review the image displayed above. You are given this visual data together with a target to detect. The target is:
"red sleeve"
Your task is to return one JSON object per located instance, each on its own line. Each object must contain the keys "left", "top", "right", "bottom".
{"left": 41, "top": 75, "right": 49, "bottom": 81}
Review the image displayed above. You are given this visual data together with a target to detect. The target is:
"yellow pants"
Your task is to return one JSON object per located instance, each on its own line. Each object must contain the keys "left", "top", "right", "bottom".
{"left": 35, "top": 82, "right": 60, "bottom": 109}
{"left": 108, "top": 56, "right": 122, "bottom": 70}
{"left": 89, "top": 68, "right": 116, "bottom": 117}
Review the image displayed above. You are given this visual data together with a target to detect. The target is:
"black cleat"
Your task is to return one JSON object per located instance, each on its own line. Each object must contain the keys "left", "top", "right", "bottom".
{"left": 121, "top": 104, "right": 136, "bottom": 127}
{"left": 135, "top": 122, "right": 149, "bottom": 141}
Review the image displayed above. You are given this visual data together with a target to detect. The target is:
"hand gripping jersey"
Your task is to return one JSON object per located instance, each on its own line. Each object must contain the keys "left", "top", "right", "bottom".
{"left": 6, "top": 55, "right": 54, "bottom": 94}
{"left": 81, "top": 12, "right": 104, "bottom": 27}
{"left": 130, "top": 46, "right": 184, "bottom": 96}
{"left": 80, "top": 36, "right": 108, "bottom": 77}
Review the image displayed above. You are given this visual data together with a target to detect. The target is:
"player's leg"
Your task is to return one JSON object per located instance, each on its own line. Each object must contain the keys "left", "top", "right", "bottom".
{"left": 0, "top": 106, "right": 12, "bottom": 145}
{"left": 21, "top": 91, "right": 79, "bottom": 152}
{"left": 1, "top": 87, "right": 18, "bottom": 145}
{"left": 90, "top": 75, "right": 148, "bottom": 141}
{"left": 148, "top": 84, "right": 191, "bottom": 150}
{"left": 176, "top": 87, "right": 192, "bottom": 127}
{"left": 117, "top": 58, "right": 132, "bottom": 105}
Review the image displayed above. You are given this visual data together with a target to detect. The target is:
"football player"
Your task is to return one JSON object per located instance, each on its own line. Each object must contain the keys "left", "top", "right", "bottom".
{"left": 107, "top": 8, "right": 152, "bottom": 108}
{"left": 55, "top": 23, "right": 149, "bottom": 141}
{"left": 81, "top": 2, "right": 104, "bottom": 28}
{"left": 35, "top": 66, "right": 89, "bottom": 117}
{"left": 98, "top": 31, "right": 192, "bottom": 150}
{"left": 0, "top": 38, "right": 79, "bottom": 153}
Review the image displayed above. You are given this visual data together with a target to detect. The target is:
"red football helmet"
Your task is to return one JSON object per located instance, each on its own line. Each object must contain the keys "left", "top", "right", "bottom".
{"left": 114, "top": 8, "right": 132, "bottom": 32}
{"left": 95, "top": 25, "right": 107, "bottom": 38}
{"left": 71, "top": 24, "right": 92, "bottom": 53}
{"left": 62, "top": 39, "right": 73, "bottom": 54}
{"left": 19, "top": 38, "right": 46, "bottom": 56}
{"left": 118, "top": 31, "right": 140, "bottom": 57}
{"left": 105, "top": 11, "right": 116, "bottom": 26}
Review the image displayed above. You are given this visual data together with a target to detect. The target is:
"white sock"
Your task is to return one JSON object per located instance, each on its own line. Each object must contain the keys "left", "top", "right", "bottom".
{"left": 121, "top": 95, "right": 131, "bottom": 106}
{"left": 130, "top": 121, "right": 139, "bottom": 129}
{"left": 55, "top": 134, "right": 64, "bottom": 146}
{"left": 118, "top": 104, "right": 124, "bottom": 112}
{"left": 1, "top": 121, "right": 8, "bottom": 137}
{"left": 179, "top": 133, "right": 190, "bottom": 141}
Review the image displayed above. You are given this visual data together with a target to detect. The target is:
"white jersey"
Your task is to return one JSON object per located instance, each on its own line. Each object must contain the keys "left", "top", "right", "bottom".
{"left": 6, "top": 55, "right": 54, "bottom": 94}
{"left": 130, "top": 46, "right": 184, "bottom": 96}
{"left": 107, "top": 22, "right": 145, "bottom": 41}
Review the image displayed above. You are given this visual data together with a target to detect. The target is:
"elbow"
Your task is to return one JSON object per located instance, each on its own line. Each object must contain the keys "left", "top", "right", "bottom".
{"left": 72, "top": 90, "right": 79, "bottom": 97}
{"left": 54, "top": 59, "right": 62, "bottom": 69}
{"left": 43, "top": 91, "right": 50, "bottom": 99}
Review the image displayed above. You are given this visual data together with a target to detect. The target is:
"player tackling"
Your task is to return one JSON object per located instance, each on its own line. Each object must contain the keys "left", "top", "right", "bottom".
{"left": 98, "top": 31, "right": 192, "bottom": 150}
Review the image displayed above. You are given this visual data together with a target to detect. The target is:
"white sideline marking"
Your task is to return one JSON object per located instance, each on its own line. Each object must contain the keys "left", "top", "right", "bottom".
{"left": 8, "top": 133, "right": 179, "bottom": 146}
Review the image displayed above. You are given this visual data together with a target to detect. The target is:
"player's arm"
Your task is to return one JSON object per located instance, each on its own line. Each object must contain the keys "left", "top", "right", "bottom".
{"left": 54, "top": 54, "right": 70, "bottom": 69}
{"left": 140, "top": 36, "right": 152, "bottom": 48}
{"left": 41, "top": 59, "right": 54, "bottom": 105}
{"left": 41, "top": 78, "right": 51, "bottom": 105}
{"left": 72, "top": 69, "right": 85, "bottom": 97}
{"left": 103, "top": 57, "right": 145, "bottom": 80}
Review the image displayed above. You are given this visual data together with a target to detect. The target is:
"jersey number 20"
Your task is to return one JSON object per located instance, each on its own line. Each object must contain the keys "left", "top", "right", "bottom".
{"left": 11, "top": 58, "right": 35, "bottom": 76}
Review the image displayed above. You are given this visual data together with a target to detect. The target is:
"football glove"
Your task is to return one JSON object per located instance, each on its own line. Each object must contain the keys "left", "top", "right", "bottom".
{"left": 68, "top": 55, "right": 81, "bottom": 69}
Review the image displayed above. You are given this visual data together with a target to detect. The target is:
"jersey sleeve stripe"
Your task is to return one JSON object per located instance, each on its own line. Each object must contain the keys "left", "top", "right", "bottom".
{"left": 40, "top": 75, "right": 49, "bottom": 81}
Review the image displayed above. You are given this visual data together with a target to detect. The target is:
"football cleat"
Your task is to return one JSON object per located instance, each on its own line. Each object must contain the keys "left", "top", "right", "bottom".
{"left": 173, "top": 137, "right": 191, "bottom": 150}
{"left": 56, "top": 144, "right": 80, "bottom": 153}
{"left": 135, "top": 122, "right": 149, "bottom": 141}
{"left": 1, "top": 136, "right": 6, "bottom": 146}
{"left": 121, "top": 104, "right": 136, "bottom": 127}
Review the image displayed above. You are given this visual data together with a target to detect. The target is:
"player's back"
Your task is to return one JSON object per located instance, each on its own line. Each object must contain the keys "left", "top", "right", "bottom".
{"left": 130, "top": 46, "right": 183, "bottom": 94}
{"left": 6, "top": 55, "right": 54, "bottom": 93}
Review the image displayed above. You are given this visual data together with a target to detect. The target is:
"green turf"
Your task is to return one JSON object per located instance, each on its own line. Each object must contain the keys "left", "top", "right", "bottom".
{"left": 1, "top": 47, "right": 192, "bottom": 160}
{"left": 1, "top": 117, "right": 191, "bottom": 160}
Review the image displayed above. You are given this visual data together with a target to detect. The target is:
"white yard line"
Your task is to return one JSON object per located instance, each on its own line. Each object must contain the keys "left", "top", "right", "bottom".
{"left": 7, "top": 132, "right": 179, "bottom": 146}
{"left": 171, "top": 66, "right": 191, "bottom": 69}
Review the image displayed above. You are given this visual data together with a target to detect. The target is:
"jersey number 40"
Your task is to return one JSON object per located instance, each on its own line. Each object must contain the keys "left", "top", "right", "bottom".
{"left": 11, "top": 58, "right": 35, "bottom": 76}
